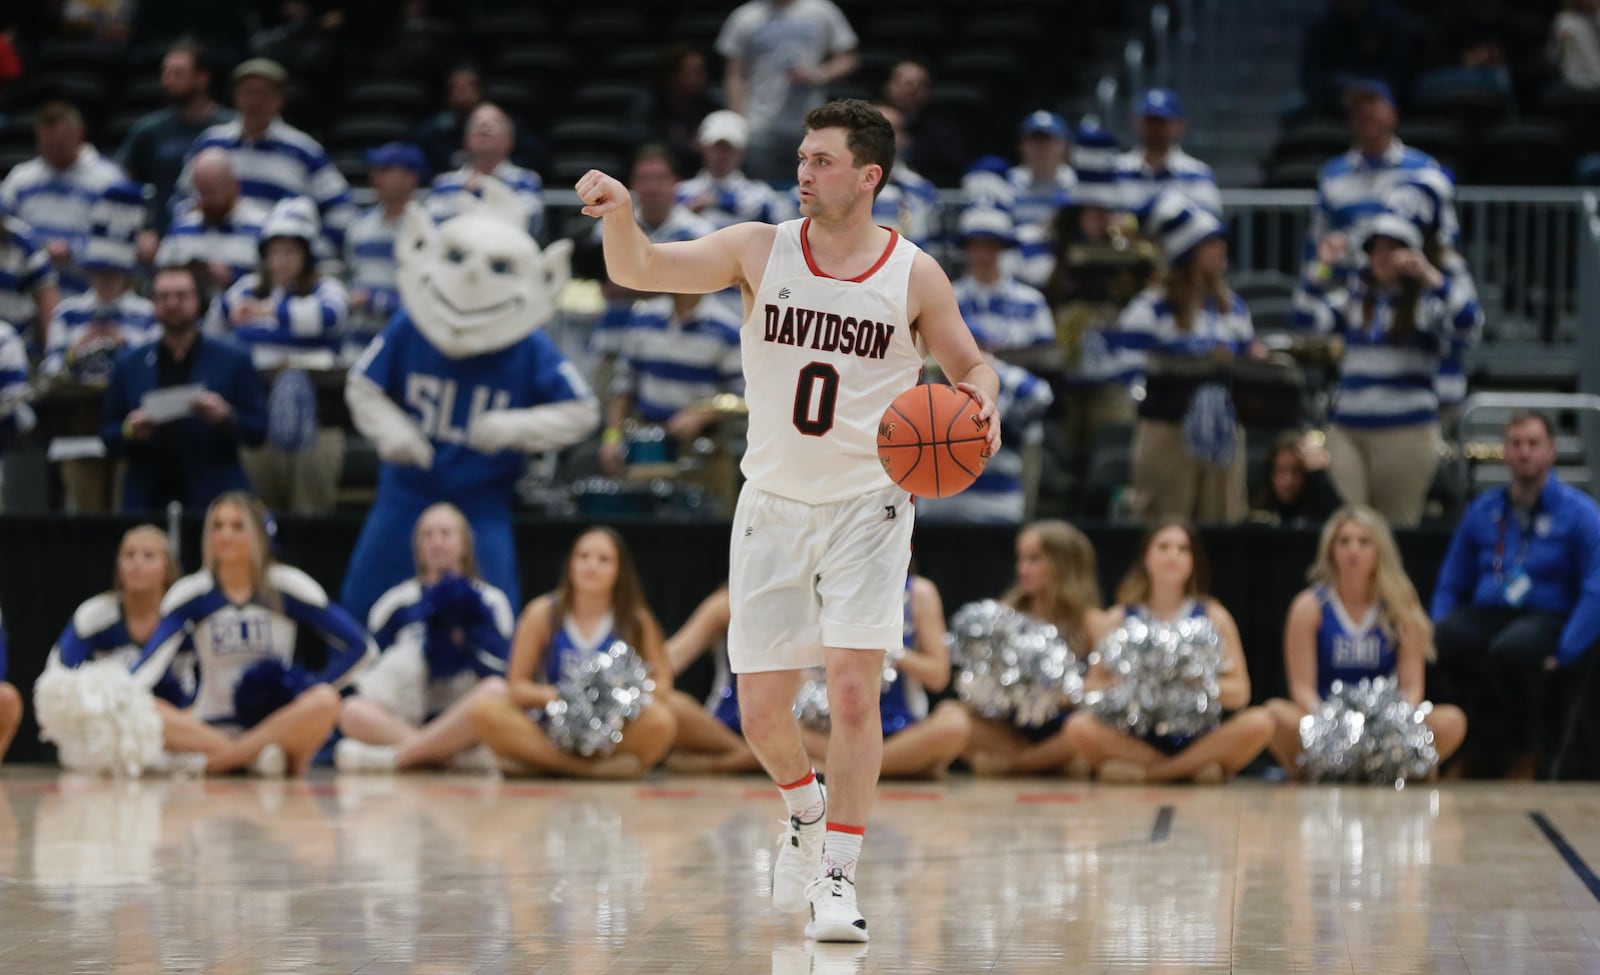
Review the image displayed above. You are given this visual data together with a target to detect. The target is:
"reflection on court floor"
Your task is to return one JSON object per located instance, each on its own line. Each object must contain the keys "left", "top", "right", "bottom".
{"left": 0, "top": 771, "right": 1597, "bottom": 974}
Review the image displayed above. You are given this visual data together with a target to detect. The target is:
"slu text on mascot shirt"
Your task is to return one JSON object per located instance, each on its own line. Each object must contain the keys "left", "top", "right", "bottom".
{"left": 741, "top": 218, "right": 924, "bottom": 504}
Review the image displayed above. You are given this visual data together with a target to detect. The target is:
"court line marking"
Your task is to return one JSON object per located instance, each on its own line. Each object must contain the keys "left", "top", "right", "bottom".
{"left": 1530, "top": 811, "right": 1600, "bottom": 904}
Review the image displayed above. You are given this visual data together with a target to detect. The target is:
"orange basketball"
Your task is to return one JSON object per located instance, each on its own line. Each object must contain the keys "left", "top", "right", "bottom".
{"left": 877, "top": 384, "right": 991, "bottom": 498}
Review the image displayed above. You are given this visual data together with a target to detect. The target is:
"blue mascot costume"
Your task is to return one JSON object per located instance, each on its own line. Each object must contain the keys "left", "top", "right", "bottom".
{"left": 342, "top": 177, "right": 598, "bottom": 622}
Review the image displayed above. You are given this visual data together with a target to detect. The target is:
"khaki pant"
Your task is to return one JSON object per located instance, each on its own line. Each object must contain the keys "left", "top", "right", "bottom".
{"left": 1326, "top": 422, "right": 1439, "bottom": 527}
{"left": 60, "top": 457, "right": 112, "bottom": 513}
{"left": 241, "top": 428, "right": 345, "bottom": 515}
{"left": 1131, "top": 419, "right": 1247, "bottom": 525}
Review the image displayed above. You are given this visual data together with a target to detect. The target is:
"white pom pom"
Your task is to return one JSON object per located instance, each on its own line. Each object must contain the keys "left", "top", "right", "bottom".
{"left": 33, "top": 660, "right": 166, "bottom": 777}
{"left": 354, "top": 637, "right": 429, "bottom": 726}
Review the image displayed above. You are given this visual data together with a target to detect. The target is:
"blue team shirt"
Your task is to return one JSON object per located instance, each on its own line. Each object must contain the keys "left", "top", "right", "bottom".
{"left": 542, "top": 613, "right": 618, "bottom": 684}
{"left": 880, "top": 577, "right": 928, "bottom": 736}
{"left": 1313, "top": 586, "right": 1399, "bottom": 698}
{"left": 53, "top": 592, "right": 195, "bottom": 705}
{"left": 354, "top": 312, "right": 594, "bottom": 505}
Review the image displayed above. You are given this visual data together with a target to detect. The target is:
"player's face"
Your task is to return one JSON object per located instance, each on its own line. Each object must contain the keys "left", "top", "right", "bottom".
{"left": 263, "top": 238, "right": 307, "bottom": 288}
{"left": 796, "top": 127, "right": 875, "bottom": 219}
{"left": 118, "top": 533, "right": 170, "bottom": 596}
{"left": 1332, "top": 520, "right": 1377, "bottom": 583}
{"left": 569, "top": 531, "right": 620, "bottom": 597}
{"left": 417, "top": 508, "right": 467, "bottom": 577}
{"left": 207, "top": 502, "right": 253, "bottom": 569}
{"left": 1014, "top": 530, "right": 1053, "bottom": 597}
{"left": 1144, "top": 526, "right": 1193, "bottom": 591}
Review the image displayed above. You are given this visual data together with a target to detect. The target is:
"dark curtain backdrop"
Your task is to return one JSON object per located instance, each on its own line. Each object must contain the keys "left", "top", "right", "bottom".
{"left": 0, "top": 515, "right": 1454, "bottom": 762}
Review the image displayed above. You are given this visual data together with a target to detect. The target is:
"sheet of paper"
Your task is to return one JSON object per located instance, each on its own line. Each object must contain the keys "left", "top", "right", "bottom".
{"left": 140, "top": 384, "right": 205, "bottom": 424}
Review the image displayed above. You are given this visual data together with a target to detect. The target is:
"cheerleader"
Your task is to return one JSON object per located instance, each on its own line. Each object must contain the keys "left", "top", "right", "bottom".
{"left": 0, "top": 609, "right": 20, "bottom": 762}
{"left": 661, "top": 585, "right": 764, "bottom": 774}
{"left": 965, "top": 520, "right": 1110, "bottom": 776}
{"left": 335, "top": 503, "right": 515, "bottom": 772}
{"left": 1066, "top": 520, "right": 1273, "bottom": 783}
{"left": 467, "top": 527, "right": 678, "bottom": 778}
{"left": 130, "top": 492, "right": 377, "bottom": 776}
{"left": 801, "top": 572, "right": 971, "bottom": 780}
{"left": 206, "top": 195, "right": 348, "bottom": 515}
{"left": 49, "top": 525, "right": 194, "bottom": 706}
{"left": 1265, "top": 505, "right": 1466, "bottom": 776}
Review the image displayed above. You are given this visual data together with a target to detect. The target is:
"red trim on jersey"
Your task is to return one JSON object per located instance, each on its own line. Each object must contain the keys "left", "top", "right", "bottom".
{"left": 778, "top": 770, "right": 818, "bottom": 791}
{"left": 825, "top": 822, "right": 867, "bottom": 835}
{"left": 799, "top": 217, "right": 900, "bottom": 283}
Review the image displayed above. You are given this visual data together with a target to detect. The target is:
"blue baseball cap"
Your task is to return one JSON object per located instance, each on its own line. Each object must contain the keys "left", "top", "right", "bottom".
{"left": 1344, "top": 79, "right": 1396, "bottom": 109}
{"left": 1019, "top": 110, "right": 1069, "bottom": 141}
{"left": 365, "top": 142, "right": 429, "bottom": 180}
{"left": 1138, "top": 88, "right": 1184, "bottom": 120}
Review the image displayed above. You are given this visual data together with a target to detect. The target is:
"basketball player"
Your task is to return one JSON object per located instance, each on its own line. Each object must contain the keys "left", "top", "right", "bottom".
{"left": 579, "top": 98, "right": 1001, "bottom": 943}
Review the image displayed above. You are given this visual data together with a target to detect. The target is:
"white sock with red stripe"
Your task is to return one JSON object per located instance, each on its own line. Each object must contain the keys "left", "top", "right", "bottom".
{"left": 778, "top": 769, "right": 825, "bottom": 824}
{"left": 821, "top": 823, "right": 864, "bottom": 882}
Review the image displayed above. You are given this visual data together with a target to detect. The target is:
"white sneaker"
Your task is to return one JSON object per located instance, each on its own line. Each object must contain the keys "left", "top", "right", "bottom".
{"left": 155, "top": 751, "right": 210, "bottom": 777}
{"left": 773, "top": 789, "right": 826, "bottom": 913}
{"left": 249, "top": 743, "right": 287, "bottom": 778}
{"left": 447, "top": 744, "right": 501, "bottom": 773}
{"left": 803, "top": 868, "right": 868, "bottom": 943}
{"left": 334, "top": 738, "right": 398, "bottom": 774}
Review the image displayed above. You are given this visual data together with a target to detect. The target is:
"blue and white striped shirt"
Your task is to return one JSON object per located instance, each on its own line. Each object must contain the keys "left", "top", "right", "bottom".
{"left": 1293, "top": 268, "right": 1480, "bottom": 429}
{"left": 1118, "top": 147, "right": 1222, "bottom": 216}
{"left": 0, "top": 147, "right": 134, "bottom": 295}
{"left": 1110, "top": 287, "right": 1254, "bottom": 402}
{"left": 0, "top": 217, "right": 56, "bottom": 330}
{"left": 917, "top": 359, "right": 1054, "bottom": 524}
{"left": 343, "top": 205, "right": 404, "bottom": 352}
{"left": 1309, "top": 140, "right": 1452, "bottom": 262}
{"left": 1006, "top": 164, "right": 1076, "bottom": 230}
{"left": 676, "top": 169, "right": 788, "bottom": 229}
{"left": 873, "top": 165, "right": 939, "bottom": 250}
{"left": 612, "top": 294, "right": 743, "bottom": 423}
{"left": 154, "top": 199, "right": 270, "bottom": 286}
{"left": 426, "top": 162, "right": 545, "bottom": 241}
{"left": 0, "top": 320, "right": 32, "bottom": 437}
{"left": 42, "top": 289, "right": 158, "bottom": 378}
{"left": 176, "top": 119, "right": 354, "bottom": 252}
{"left": 954, "top": 274, "right": 1055, "bottom": 352}
{"left": 206, "top": 272, "right": 349, "bottom": 369}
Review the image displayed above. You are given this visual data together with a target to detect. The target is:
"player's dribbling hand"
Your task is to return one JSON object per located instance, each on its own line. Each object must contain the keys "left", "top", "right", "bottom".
{"left": 576, "top": 170, "right": 632, "bottom": 218}
{"left": 957, "top": 382, "right": 1003, "bottom": 458}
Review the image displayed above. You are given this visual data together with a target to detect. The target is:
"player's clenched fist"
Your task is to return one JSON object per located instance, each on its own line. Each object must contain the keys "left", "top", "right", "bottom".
{"left": 576, "top": 170, "right": 631, "bottom": 218}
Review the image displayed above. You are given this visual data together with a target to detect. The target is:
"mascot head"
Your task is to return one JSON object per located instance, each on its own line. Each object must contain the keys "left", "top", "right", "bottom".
{"left": 395, "top": 176, "right": 572, "bottom": 358}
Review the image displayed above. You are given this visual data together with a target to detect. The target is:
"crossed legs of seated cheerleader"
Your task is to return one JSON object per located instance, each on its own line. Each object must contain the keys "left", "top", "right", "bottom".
{"left": 339, "top": 677, "right": 506, "bottom": 770}
{"left": 467, "top": 691, "right": 678, "bottom": 779}
{"left": 801, "top": 700, "right": 973, "bottom": 780}
{"left": 1065, "top": 707, "right": 1275, "bottom": 784}
{"left": 961, "top": 711, "right": 1091, "bottom": 778}
{"left": 0, "top": 682, "right": 20, "bottom": 763}
{"left": 1264, "top": 698, "right": 1467, "bottom": 780}
{"left": 662, "top": 690, "right": 763, "bottom": 774}
{"left": 156, "top": 684, "right": 341, "bottom": 776}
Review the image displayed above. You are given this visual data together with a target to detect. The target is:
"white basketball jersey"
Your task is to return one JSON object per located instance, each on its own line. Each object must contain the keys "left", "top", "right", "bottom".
{"left": 741, "top": 219, "right": 923, "bottom": 504}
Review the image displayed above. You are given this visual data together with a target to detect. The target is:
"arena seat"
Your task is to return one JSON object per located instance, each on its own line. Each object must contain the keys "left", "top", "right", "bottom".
{"left": 325, "top": 116, "right": 413, "bottom": 154}
{"left": 1469, "top": 120, "right": 1573, "bottom": 186}
{"left": 342, "top": 80, "right": 428, "bottom": 119}
{"left": 1269, "top": 120, "right": 1349, "bottom": 165}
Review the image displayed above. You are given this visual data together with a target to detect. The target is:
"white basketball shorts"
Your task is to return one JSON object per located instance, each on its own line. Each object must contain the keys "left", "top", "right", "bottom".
{"left": 727, "top": 481, "right": 914, "bottom": 674}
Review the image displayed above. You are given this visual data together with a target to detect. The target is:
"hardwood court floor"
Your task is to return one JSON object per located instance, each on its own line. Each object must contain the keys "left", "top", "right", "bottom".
{"left": 0, "top": 770, "right": 1598, "bottom": 974}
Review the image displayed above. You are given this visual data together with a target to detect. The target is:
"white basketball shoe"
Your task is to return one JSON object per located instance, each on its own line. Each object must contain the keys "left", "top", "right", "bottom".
{"left": 803, "top": 867, "right": 868, "bottom": 943}
{"left": 334, "top": 738, "right": 399, "bottom": 773}
{"left": 772, "top": 787, "right": 826, "bottom": 913}
{"left": 249, "top": 743, "right": 287, "bottom": 778}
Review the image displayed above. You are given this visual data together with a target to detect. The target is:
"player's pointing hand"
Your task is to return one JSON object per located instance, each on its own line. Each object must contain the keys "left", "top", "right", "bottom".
{"left": 576, "top": 170, "right": 632, "bottom": 219}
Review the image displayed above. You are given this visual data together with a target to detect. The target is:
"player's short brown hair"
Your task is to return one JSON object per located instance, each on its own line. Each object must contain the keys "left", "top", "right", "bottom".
{"left": 803, "top": 99, "right": 895, "bottom": 199}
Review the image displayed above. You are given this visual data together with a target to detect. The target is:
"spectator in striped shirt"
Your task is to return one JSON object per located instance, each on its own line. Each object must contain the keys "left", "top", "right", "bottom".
{"left": 155, "top": 148, "right": 270, "bottom": 293}
{"left": 0, "top": 203, "right": 60, "bottom": 352}
{"left": 0, "top": 321, "right": 33, "bottom": 503}
{"left": 1118, "top": 89, "right": 1222, "bottom": 217}
{"left": 345, "top": 143, "right": 426, "bottom": 363}
{"left": 872, "top": 104, "right": 939, "bottom": 252}
{"left": 1294, "top": 213, "right": 1480, "bottom": 526}
{"left": 600, "top": 292, "right": 743, "bottom": 477}
{"left": 918, "top": 356, "right": 1054, "bottom": 524}
{"left": 1009, "top": 112, "right": 1077, "bottom": 234}
{"left": 0, "top": 101, "right": 137, "bottom": 300}
{"left": 426, "top": 103, "right": 544, "bottom": 242}
{"left": 175, "top": 58, "right": 354, "bottom": 259}
{"left": 676, "top": 110, "right": 787, "bottom": 230}
{"left": 207, "top": 196, "right": 348, "bottom": 515}
{"left": 952, "top": 207, "right": 1055, "bottom": 356}
{"left": 1119, "top": 192, "right": 1258, "bottom": 525}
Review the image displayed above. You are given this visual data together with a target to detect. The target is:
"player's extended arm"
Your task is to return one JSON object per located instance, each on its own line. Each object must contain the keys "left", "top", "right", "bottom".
{"left": 576, "top": 169, "right": 762, "bottom": 295}
{"left": 909, "top": 253, "right": 1001, "bottom": 456}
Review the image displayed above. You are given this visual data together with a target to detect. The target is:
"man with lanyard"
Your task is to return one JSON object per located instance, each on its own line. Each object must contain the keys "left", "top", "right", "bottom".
{"left": 1431, "top": 411, "right": 1600, "bottom": 778}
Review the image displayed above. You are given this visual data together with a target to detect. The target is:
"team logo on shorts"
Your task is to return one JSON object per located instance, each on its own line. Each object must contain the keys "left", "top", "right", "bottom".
{"left": 885, "top": 505, "right": 896, "bottom": 521}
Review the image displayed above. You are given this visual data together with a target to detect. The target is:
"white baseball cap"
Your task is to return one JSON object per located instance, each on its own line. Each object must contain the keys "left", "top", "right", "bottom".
{"left": 698, "top": 110, "right": 749, "bottom": 149}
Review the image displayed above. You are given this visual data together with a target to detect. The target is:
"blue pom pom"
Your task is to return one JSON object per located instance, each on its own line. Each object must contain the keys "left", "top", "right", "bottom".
{"left": 421, "top": 575, "right": 485, "bottom": 678}
{"left": 233, "top": 658, "right": 318, "bottom": 728}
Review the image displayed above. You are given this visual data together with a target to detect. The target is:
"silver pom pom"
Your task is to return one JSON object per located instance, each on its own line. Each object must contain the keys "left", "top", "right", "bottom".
{"left": 1088, "top": 617, "right": 1224, "bottom": 739}
{"left": 544, "top": 641, "right": 656, "bottom": 757}
{"left": 791, "top": 668, "right": 832, "bottom": 731}
{"left": 1297, "top": 676, "right": 1438, "bottom": 787}
{"left": 948, "top": 600, "right": 1083, "bottom": 728}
